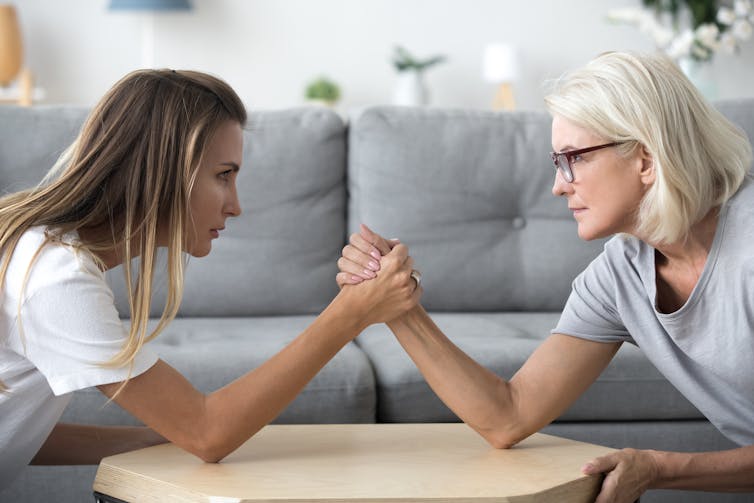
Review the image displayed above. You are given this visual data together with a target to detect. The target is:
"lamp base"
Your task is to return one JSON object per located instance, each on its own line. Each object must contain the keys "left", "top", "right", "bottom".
{"left": 492, "top": 83, "right": 516, "bottom": 111}
{"left": 0, "top": 68, "right": 35, "bottom": 106}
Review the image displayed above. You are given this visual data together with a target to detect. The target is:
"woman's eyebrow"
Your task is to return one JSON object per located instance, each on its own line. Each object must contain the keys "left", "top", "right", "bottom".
{"left": 220, "top": 162, "right": 240, "bottom": 171}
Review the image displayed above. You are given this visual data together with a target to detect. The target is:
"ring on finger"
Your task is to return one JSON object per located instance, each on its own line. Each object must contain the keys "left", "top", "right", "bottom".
{"left": 410, "top": 270, "right": 422, "bottom": 288}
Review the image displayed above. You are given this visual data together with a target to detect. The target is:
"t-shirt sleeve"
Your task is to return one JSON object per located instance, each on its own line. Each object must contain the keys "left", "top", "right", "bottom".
{"left": 552, "top": 249, "right": 635, "bottom": 344}
{"left": 17, "top": 260, "right": 158, "bottom": 396}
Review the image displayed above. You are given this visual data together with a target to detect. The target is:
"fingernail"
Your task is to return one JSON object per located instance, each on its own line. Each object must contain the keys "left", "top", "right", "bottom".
{"left": 390, "top": 238, "right": 400, "bottom": 242}
{"left": 368, "top": 260, "right": 380, "bottom": 271}
{"left": 363, "top": 269, "right": 376, "bottom": 278}
{"left": 370, "top": 250, "right": 381, "bottom": 260}
{"left": 350, "top": 275, "right": 363, "bottom": 283}
{"left": 581, "top": 463, "right": 594, "bottom": 474}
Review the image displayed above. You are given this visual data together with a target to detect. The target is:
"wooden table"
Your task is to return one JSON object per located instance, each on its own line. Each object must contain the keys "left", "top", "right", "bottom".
{"left": 93, "top": 423, "right": 615, "bottom": 502}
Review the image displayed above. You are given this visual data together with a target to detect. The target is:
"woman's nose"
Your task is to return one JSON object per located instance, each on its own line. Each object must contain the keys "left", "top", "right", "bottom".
{"left": 551, "top": 168, "right": 573, "bottom": 197}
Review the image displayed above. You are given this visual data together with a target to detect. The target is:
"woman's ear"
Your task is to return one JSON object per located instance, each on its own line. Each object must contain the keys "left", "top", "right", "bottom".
{"left": 638, "top": 145, "right": 655, "bottom": 188}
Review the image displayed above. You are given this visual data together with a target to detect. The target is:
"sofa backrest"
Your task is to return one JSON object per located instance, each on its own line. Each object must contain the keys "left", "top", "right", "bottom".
{"left": 347, "top": 101, "right": 754, "bottom": 312}
{"left": 3, "top": 100, "right": 753, "bottom": 316}
{"left": 0, "top": 106, "right": 346, "bottom": 317}
{"left": 348, "top": 107, "right": 602, "bottom": 312}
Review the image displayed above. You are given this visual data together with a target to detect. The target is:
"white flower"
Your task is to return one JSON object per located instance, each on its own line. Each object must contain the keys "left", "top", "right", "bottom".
{"left": 718, "top": 7, "right": 737, "bottom": 25}
{"left": 608, "top": 2, "right": 754, "bottom": 62}
{"left": 640, "top": 15, "right": 674, "bottom": 46}
{"left": 691, "top": 44, "right": 710, "bottom": 59}
{"left": 607, "top": 7, "right": 645, "bottom": 24}
{"left": 733, "top": 19, "right": 753, "bottom": 40}
{"left": 734, "top": 0, "right": 752, "bottom": 17}
{"left": 720, "top": 32, "right": 739, "bottom": 53}
{"left": 696, "top": 23, "right": 720, "bottom": 49}
{"left": 651, "top": 26, "right": 676, "bottom": 47}
{"left": 667, "top": 29, "right": 695, "bottom": 59}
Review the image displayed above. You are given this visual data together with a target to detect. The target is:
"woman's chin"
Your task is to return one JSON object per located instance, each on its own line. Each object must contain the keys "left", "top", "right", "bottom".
{"left": 576, "top": 225, "right": 605, "bottom": 242}
{"left": 186, "top": 242, "right": 212, "bottom": 258}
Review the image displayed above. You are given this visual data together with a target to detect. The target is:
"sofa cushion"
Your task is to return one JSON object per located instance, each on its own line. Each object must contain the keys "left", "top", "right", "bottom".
{"left": 61, "top": 316, "right": 376, "bottom": 425}
{"left": 0, "top": 106, "right": 88, "bottom": 194}
{"left": 355, "top": 312, "right": 703, "bottom": 423}
{"left": 348, "top": 107, "right": 606, "bottom": 311}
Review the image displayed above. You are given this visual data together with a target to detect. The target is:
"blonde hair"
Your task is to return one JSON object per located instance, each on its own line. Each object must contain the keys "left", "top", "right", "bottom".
{"left": 0, "top": 69, "right": 246, "bottom": 391}
{"left": 544, "top": 51, "right": 752, "bottom": 244}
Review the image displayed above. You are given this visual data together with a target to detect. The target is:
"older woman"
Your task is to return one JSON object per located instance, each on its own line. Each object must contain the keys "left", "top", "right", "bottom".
{"left": 337, "top": 51, "right": 754, "bottom": 502}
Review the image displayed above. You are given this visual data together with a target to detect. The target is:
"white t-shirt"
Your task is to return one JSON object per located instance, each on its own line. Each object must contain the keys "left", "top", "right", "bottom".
{"left": 0, "top": 227, "right": 158, "bottom": 489}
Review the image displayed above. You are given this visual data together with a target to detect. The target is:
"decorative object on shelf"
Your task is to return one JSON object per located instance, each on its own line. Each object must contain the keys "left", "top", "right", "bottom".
{"left": 305, "top": 76, "right": 341, "bottom": 107}
{"left": 607, "top": 0, "right": 753, "bottom": 99}
{"left": 0, "top": 4, "right": 22, "bottom": 86}
{"left": 108, "top": 0, "right": 192, "bottom": 69}
{"left": 391, "top": 46, "right": 446, "bottom": 106}
{"left": 607, "top": 0, "right": 753, "bottom": 62}
{"left": 0, "top": 4, "right": 34, "bottom": 106}
{"left": 482, "top": 43, "right": 519, "bottom": 111}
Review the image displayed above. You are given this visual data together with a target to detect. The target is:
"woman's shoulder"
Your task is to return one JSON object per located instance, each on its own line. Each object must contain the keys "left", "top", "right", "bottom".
{"left": 5, "top": 226, "right": 104, "bottom": 299}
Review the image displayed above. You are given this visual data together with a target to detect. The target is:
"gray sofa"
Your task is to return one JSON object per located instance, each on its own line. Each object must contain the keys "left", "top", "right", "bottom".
{"left": 1, "top": 102, "right": 753, "bottom": 503}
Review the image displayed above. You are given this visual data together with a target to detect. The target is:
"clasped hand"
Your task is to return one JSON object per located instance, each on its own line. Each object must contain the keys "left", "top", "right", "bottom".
{"left": 336, "top": 224, "right": 422, "bottom": 325}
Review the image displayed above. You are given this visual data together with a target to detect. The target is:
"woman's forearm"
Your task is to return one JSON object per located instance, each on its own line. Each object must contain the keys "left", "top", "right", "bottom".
{"left": 387, "top": 306, "right": 520, "bottom": 447}
{"left": 31, "top": 423, "right": 166, "bottom": 465}
{"left": 652, "top": 445, "right": 754, "bottom": 492}
{"left": 387, "top": 306, "right": 620, "bottom": 449}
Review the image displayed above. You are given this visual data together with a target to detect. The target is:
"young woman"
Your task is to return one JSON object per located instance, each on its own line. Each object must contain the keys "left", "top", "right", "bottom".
{"left": 0, "top": 69, "right": 422, "bottom": 490}
{"left": 337, "top": 52, "right": 754, "bottom": 502}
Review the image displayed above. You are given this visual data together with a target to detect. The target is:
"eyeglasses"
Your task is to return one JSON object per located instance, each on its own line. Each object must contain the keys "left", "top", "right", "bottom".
{"left": 550, "top": 142, "right": 623, "bottom": 183}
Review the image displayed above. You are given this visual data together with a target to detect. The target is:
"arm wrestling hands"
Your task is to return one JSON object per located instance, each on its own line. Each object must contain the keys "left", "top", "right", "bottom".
{"left": 337, "top": 225, "right": 754, "bottom": 502}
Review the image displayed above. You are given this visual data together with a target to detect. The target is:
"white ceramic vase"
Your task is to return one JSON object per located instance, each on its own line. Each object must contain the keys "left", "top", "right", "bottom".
{"left": 678, "top": 57, "right": 718, "bottom": 101}
{"left": 393, "top": 70, "right": 428, "bottom": 106}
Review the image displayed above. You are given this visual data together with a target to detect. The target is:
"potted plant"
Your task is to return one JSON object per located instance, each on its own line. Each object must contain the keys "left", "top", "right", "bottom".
{"left": 305, "top": 76, "right": 341, "bottom": 107}
{"left": 391, "top": 46, "right": 446, "bottom": 106}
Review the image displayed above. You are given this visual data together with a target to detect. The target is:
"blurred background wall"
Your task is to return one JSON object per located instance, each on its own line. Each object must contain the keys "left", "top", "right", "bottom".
{"left": 11, "top": 0, "right": 754, "bottom": 110}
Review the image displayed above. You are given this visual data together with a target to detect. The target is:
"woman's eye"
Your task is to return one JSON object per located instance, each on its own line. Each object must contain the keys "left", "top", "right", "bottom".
{"left": 219, "top": 170, "right": 232, "bottom": 179}
{"left": 570, "top": 154, "right": 584, "bottom": 164}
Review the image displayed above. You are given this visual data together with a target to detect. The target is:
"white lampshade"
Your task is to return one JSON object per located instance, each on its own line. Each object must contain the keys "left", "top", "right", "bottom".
{"left": 483, "top": 44, "right": 519, "bottom": 83}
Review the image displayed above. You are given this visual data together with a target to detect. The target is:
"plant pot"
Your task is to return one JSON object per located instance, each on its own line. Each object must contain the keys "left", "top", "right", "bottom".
{"left": 393, "top": 71, "right": 428, "bottom": 106}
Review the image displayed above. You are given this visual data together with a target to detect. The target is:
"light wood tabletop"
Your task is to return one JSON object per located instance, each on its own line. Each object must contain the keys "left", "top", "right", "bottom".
{"left": 93, "top": 423, "right": 615, "bottom": 503}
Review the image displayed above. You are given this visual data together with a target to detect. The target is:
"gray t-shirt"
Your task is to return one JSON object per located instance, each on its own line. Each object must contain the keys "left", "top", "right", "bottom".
{"left": 554, "top": 177, "right": 754, "bottom": 446}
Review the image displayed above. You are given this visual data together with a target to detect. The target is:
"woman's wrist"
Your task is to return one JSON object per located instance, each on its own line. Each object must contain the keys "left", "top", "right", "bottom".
{"left": 329, "top": 286, "right": 373, "bottom": 334}
{"left": 386, "top": 304, "right": 424, "bottom": 330}
{"left": 647, "top": 449, "right": 691, "bottom": 489}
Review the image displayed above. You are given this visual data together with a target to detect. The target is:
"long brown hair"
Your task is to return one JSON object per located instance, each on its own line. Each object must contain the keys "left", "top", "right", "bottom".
{"left": 0, "top": 70, "right": 247, "bottom": 391}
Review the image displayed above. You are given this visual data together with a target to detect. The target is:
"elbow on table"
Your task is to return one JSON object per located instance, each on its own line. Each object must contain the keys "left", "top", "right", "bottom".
{"left": 186, "top": 426, "right": 247, "bottom": 464}
{"left": 186, "top": 436, "right": 229, "bottom": 463}
{"left": 478, "top": 424, "right": 532, "bottom": 450}
{"left": 484, "top": 433, "right": 520, "bottom": 450}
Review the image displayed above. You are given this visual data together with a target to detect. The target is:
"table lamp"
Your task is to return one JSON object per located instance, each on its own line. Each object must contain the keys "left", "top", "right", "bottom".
{"left": 483, "top": 43, "right": 519, "bottom": 111}
{"left": 0, "top": 4, "right": 34, "bottom": 105}
{"left": 109, "top": 0, "right": 192, "bottom": 69}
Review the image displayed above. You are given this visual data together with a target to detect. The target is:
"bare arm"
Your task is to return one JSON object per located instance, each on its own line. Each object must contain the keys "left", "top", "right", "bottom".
{"left": 31, "top": 423, "right": 166, "bottom": 465}
{"left": 388, "top": 307, "right": 619, "bottom": 447}
{"left": 100, "top": 244, "right": 421, "bottom": 463}
{"left": 652, "top": 446, "right": 754, "bottom": 492}
{"left": 337, "top": 225, "right": 619, "bottom": 447}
